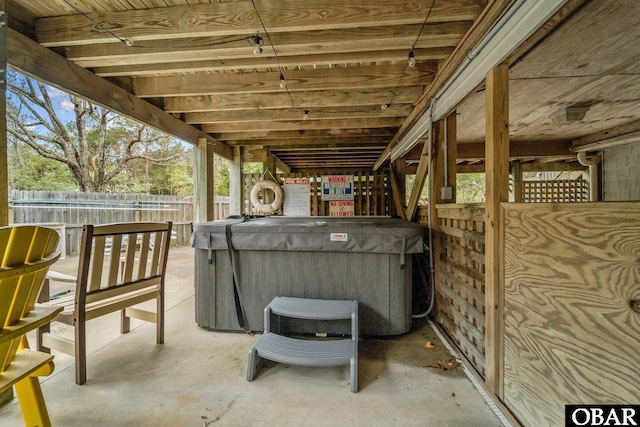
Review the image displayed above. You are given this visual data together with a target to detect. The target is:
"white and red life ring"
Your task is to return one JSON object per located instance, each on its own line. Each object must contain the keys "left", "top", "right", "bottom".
{"left": 250, "top": 180, "right": 284, "bottom": 215}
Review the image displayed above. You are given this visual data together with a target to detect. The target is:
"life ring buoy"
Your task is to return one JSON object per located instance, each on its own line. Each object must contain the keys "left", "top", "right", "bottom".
{"left": 250, "top": 180, "right": 284, "bottom": 215}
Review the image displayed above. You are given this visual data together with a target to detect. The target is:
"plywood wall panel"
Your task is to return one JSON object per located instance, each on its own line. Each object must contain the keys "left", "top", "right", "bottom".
{"left": 502, "top": 202, "right": 640, "bottom": 427}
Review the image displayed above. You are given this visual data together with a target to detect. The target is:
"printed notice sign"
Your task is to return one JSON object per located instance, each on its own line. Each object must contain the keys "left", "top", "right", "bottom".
{"left": 330, "top": 233, "right": 348, "bottom": 242}
{"left": 321, "top": 175, "right": 354, "bottom": 201}
{"left": 329, "top": 200, "right": 355, "bottom": 217}
{"left": 283, "top": 178, "right": 311, "bottom": 216}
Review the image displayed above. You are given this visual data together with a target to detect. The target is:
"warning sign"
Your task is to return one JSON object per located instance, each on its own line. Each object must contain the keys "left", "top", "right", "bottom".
{"left": 321, "top": 175, "right": 354, "bottom": 201}
{"left": 329, "top": 201, "right": 355, "bottom": 217}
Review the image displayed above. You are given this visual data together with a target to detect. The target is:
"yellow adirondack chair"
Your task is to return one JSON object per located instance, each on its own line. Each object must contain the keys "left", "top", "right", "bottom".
{"left": 0, "top": 225, "right": 62, "bottom": 427}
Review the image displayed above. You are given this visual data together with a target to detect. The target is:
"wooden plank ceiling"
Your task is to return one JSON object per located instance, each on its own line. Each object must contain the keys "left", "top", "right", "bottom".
{"left": 6, "top": 0, "right": 485, "bottom": 171}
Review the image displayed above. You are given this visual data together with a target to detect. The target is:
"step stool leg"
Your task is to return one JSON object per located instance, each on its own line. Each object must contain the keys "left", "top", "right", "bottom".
{"left": 246, "top": 346, "right": 261, "bottom": 381}
{"left": 350, "top": 356, "right": 358, "bottom": 393}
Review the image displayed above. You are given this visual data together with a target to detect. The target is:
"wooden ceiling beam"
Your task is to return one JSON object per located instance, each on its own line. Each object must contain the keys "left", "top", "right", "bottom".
{"left": 93, "top": 47, "right": 455, "bottom": 77}
{"left": 406, "top": 140, "right": 574, "bottom": 161}
{"left": 571, "top": 119, "right": 640, "bottom": 151}
{"left": 164, "top": 88, "right": 421, "bottom": 113}
{"left": 203, "top": 117, "right": 402, "bottom": 133}
{"left": 6, "top": 28, "right": 233, "bottom": 160}
{"left": 36, "top": 0, "right": 483, "bottom": 46}
{"left": 185, "top": 104, "right": 412, "bottom": 124}
{"left": 67, "top": 22, "right": 469, "bottom": 67}
{"left": 227, "top": 138, "right": 390, "bottom": 148}
{"left": 215, "top": 128, "right": 397, "bottom": 141}
{"left": 133, "top": 63, "right": 435, "bottom": 97}
{"left": 290, "top": 167, "right": 380, "bottom": 173}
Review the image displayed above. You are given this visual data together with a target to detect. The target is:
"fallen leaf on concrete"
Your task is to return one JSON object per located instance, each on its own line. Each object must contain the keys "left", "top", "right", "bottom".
{"left": 427, "top": 356, "right": 461, "bottom": 371}
{"left": 424, "top": 341, "right": 442, "bottom": 351}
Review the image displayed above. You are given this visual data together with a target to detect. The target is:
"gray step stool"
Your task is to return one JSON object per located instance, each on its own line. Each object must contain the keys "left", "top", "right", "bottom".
{"left": 246, "top": 296, "right": 359, "bottom": 393}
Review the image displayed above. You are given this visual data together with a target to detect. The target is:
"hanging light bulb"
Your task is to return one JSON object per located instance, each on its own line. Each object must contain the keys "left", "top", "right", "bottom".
{"left": 279, "top": 73, "right": 286, "bottom": 89}
{"left": 252, "top": 35, "right": 263, "bottom": 55}
{"left": 408, "top": 50, "right": 416, "bottom": 68}
{"left": 303, "top": 110, "right": 309, "bottom": 120}
{"left": 381, "top": 103, "right": 389, "bottom": 111}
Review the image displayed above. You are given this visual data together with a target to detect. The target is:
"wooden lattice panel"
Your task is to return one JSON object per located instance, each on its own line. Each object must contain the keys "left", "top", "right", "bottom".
{"left": 521, "top": 178, "right": 589, "bottom": 203}
{"left": 435, "top": 204, "right": 486, "bottom": 377}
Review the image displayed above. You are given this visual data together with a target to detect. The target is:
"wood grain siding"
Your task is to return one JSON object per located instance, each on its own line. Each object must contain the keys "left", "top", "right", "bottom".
{"left": 436, "top": 203, "right": 486, "bottom": 377}
{"left": 502, "top": 202, "right": 640, "bottom": 427}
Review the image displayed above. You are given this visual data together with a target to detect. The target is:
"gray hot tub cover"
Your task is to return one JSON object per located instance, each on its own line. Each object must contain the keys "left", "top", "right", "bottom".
{"left": 191, "top": 216, "right": 424, "bottom": 254}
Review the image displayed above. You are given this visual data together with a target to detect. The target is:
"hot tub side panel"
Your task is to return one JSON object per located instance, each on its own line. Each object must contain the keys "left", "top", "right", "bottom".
{"left": 195, "top": 248, "right": 412, "bottom": 336}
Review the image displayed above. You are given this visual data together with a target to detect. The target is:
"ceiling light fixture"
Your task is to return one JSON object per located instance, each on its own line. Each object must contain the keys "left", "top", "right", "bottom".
{"left": 303, "top": 110, "right": 310, "bottom": 120}
{"left": 381, "top": 103, "right": 390, "bottom": 111}
{"left": 279, "top": 73, "right": 287, "bottom": 89}
{"left": 252, "top": 35, "right": 263, "bottom": 54}
{"left": 408, "top": 50, "right": 416, "bottom": 68}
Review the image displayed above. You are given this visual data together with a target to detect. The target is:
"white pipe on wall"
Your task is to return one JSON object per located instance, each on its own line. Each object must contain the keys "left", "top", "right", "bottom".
{"left": 577, "top": 151, "right": 598, "bottom": 201}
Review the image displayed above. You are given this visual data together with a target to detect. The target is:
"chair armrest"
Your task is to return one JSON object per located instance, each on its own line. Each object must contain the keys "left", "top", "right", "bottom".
{"left": 46, "top": 271, "right": 77, "bottom": 282}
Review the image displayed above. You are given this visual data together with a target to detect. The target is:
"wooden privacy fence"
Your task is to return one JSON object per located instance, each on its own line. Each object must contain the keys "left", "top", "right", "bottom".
{"left": 9, "top": 190, "right": 230, "bottom": 255}
{"left": 242, "top": 171, "right": 390, "bottom": 216}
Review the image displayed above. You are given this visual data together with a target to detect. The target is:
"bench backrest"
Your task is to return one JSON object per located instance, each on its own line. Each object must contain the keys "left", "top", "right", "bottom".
{"left": 0, "top": 226, "right": 60, "bottom": 373}
{"left": 75, "top": 222, "right": 172, "bottom": 312}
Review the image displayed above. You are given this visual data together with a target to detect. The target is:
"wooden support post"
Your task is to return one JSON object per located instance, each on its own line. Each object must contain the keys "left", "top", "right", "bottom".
{"left": 406, "top": 140, "right": 430, "bottom": 222}
{"left": 512, "top": 160, "right": 523, "bottom": 202}
{"left": 428, "top": 119, "right": 444, "bottom": 319}
{"left": 229, "top": 146, "right": 243, "bottom": 215}
{"left": 390, "top": 161, "right": 407, "bottom": 220}
{"left": 193, "top": 138, "right": 215, "bottom": 223}
{"left": 428, "top": 111, "right": 458, "bottom": 319}
{"left": 445, "top": 111, "right": 457, "bottom": 203}
{"left": 394, "top": 159, "right": 407, "bottom": 205}
{"left": 262, "top": 152, "right": 277, "bottom": 205}
{"left": 0, "top": 0, "right": 7, "bottom": 227}
{"left": 484, "top": 64, "right": 509, "bottom": 398}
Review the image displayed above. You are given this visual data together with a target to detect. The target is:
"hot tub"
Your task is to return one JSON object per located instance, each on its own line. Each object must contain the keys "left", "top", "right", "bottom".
{"left": 191, "top": 216, "right": 423, "bottom": 336}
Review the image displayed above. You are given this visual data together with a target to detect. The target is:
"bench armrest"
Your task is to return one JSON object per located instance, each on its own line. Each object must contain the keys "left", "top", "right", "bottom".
{"left": 46, "top": 271, "right": 77, "bottom": 282}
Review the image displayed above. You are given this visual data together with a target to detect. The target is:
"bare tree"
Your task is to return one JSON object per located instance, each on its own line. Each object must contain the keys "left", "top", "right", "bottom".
{"left": 7, "top": 74, "right": 180, "bottom": 192}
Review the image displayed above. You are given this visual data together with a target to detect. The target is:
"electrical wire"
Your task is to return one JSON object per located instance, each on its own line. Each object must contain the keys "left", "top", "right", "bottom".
{"left": 384, "top": 0, "right": 437, "bottom": 108}
{"left": 250, "top": 0, "right": 298, "bottom": 111}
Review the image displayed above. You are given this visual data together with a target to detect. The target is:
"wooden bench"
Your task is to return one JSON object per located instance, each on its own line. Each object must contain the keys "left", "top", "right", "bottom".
{"left": 37, "top": 222, "right": 172, "bottom": 385}
{"left": 1, "top": 225, "right": 63, "bottom": 427}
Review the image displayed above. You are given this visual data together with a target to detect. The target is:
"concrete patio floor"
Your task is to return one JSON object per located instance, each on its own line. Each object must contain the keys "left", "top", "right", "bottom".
{"left": 1, "top": 245, "right": 506, "bottom": 427}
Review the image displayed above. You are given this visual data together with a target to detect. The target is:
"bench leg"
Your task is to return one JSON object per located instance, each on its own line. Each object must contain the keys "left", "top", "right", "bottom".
{"left": 120, "top": 309, "right": 131, "bottom": 334}
{"left": 36, "top": 323, "right": 51, "bottom": 354}
{"left": 36, "top": 279, "right": 52, "bottom": 353}
{"left": 157, "top": 295, "right": 164, "bottom": 344}
{"left": 75, "top": 317, "right": 87, "bottom": 385}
